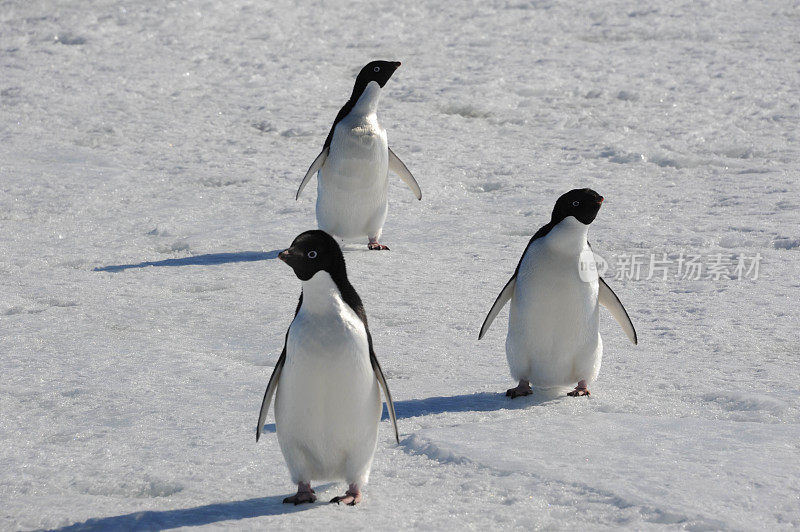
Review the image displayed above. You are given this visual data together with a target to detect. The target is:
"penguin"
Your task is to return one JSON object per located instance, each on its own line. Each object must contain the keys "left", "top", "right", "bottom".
{"left": 294, "top": 60, "right": 422, "bottom": 250}
{"left": 256, "top": 230, "right": 399, "bottom": 505}
{"left": 478, "top": 189, "right": 637, "bottom": 398}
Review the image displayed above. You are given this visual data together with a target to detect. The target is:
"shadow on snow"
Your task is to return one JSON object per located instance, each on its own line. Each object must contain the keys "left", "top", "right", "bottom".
{"left": 47, "top": 493, "right": 318, "bottom": 531}
{"left": 387, "top": 390, "right": 559, "bottom": 420}
{"left": 93, "top": 250, "right": 282, "bottom": 272}
{"left": 260, "top": 391, "right": 560, "bottom": 434}
{"left": 64, "top": 393, "right": 560, "bottom": 530}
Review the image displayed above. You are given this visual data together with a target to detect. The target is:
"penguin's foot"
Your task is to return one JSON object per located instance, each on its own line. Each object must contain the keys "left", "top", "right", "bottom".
{"left": 367, "top": 237, "right": 389, "bottom": 250}
{"left": 330, "top": 483, "right": 361, "bottom": 506}
{"left": 567, "top": 380, "right": 591, "bottom": 397}
{"left": 506, "top": 380, "right": 533, "bottom": 398}
{"left": 283, "top": 482, "right": 316, "bottom": 505}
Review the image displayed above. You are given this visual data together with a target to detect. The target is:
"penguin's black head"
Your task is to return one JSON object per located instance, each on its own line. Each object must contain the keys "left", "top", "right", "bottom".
{"left": 354, "top": 60, "right": 401, "bottom": 90}
{"left": 551, "top": 188, "right": 604, "bottom": 225}
{"left": 278, "top": 230, "right": 346, "bottom": 281}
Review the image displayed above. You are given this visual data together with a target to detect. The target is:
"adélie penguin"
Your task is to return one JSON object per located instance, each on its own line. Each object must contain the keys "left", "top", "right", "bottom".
{"left": 295, "top": 61, "right": 422, "bottom": 250}
{"left": 478, "top": 189, "right": 637, "bottom": 398}
{"left": 256, "top": 230, "right": 399, "bottom": 505}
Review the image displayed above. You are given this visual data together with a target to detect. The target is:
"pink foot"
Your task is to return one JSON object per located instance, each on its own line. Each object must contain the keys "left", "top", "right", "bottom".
{"left": 567, "top": 380, "right": 591, "bottom": 397}
{"left": 506, "top": 380, "right": 533, "bottom": 398}
{"left": 367, "top": 242, "right": 390, "bottom": 250}
{"left": 283, "top": 482, "right": 316, "bottom": 505}
{"left": 330, "top": 483, "right": 362, "bottom": 506}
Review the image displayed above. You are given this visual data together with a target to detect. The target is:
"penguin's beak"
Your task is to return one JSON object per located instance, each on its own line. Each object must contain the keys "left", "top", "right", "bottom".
{"left": 278, "top": 249, "right": 291, "bottom": 263}
{"left": 597, "top": 196, "right": 604, "bottom": 205}
{"left": 393, "top": 61, "right": 401, "bottom": 69}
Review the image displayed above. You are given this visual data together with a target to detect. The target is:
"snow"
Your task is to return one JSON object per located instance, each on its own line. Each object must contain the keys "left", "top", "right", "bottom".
{"left": 407, "top": 409, "right": 799, "bottom": 529}
{"left": 1, "top": 0, "right": 799, "bottom": 530}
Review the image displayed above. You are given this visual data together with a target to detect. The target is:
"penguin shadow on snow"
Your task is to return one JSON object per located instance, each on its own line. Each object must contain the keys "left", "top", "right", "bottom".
{"left": 93, "top": 250, "right": 282, "bottom": 272}
{"left": 388, "top": 390, "right": 561, "bottom": 419}
{"left": 338, "top": 242, "right": 396, "bottom": 253}
{"left": 47, "top": 489, "right": 334, "bottom": 531}
{"left": 259, "top": 390, "right": 560, "bottom": 434}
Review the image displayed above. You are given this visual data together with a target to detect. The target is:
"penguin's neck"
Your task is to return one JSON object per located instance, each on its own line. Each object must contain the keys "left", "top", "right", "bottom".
{"left": 349, "top": 81, "right": 382, "bottom": 117}
{"left": 300, "top": 271, "right": 347, "bottom": 315}
{"left": 544, "top": 216, "right": 590, "bottom": 255}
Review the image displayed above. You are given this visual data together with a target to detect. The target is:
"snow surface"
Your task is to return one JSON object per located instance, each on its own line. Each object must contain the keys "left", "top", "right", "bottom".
{"left": 1, "top": 0, "right": 799, "bottom": 529}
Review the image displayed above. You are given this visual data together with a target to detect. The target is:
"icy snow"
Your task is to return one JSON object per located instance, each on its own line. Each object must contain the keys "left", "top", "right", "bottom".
{"left": 1, "top": 0, "right": 799, "bottom": 530}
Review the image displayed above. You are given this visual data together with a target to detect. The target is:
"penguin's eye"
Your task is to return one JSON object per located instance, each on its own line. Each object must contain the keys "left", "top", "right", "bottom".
{"left": 572, "top": 201, "right": 580, "bottom": 207}
{"left": 307, "top": 250, "right": 317, "bottom": 259}
{"left": 373, "top": 66, "right": 380, "bottom": 72}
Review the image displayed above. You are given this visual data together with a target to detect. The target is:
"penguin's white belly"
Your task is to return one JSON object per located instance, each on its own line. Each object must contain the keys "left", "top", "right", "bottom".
{"left": 316, "top": 118, "right": 388, "bottom": 240}
{"left": 275, "top": 309, "right": 381, "bottom": 483}
{"left": 506, "top": 249, "right": 602, "bottom": 388}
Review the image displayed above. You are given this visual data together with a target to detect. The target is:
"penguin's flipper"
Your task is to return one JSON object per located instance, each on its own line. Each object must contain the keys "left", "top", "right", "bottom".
{"left": 369, "top": 343, "right": 399, "bottom": 444}
{"left": 478, "top": 276, "right": 516, "bottom": 340}
{"left": 256, "top": 349, "right": 286, "bottom": 442}
{"left": 388, "top": 147, "right": 422, "bottom": 200}
{"left": 295, "top": 147, "right": 328, "bottom": 200}
{"left": 598, "top": 276, "right": 638, "bottom": 345}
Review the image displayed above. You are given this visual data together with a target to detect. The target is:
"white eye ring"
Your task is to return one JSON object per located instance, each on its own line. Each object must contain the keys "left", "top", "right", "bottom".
{"left": 572, "top": 201, "right": 580, "bottom": 207}
{"left": 307, "top": 250, "right": 317, "bottom": 259}
{"left": 373, "top": 66, "right": 380, "bottom": 72}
